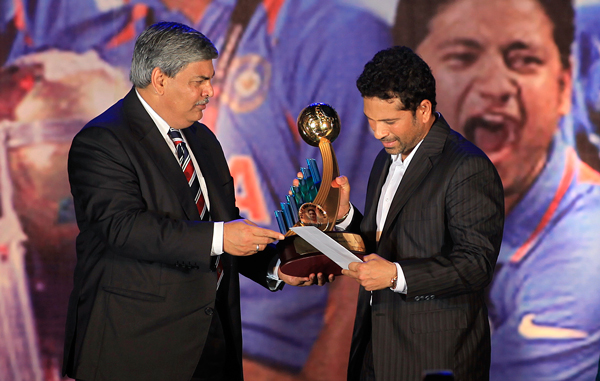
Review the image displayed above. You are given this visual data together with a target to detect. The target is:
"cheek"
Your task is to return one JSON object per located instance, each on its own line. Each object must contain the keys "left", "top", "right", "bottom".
{"left": 434, "top": 72, "right": 470, "bottom": 131}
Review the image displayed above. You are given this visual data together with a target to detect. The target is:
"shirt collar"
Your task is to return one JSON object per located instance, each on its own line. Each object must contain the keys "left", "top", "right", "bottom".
{"left": 390, "top": 138, "right": 424, "bottom": 167}
{"left": 135, "top": 89, "right": 171, "bottom": 137}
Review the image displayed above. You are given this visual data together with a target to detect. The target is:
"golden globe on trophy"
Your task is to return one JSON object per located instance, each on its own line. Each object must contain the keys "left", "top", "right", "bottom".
{"left": 275, "top": 103, "right": 365, "bottom": 277}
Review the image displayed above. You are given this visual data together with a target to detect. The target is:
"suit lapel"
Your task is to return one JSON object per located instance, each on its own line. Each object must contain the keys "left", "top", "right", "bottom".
{"left": 362, "top": 150, "right": 391, "bottom": 244}
{"left": 381, "top": 114, "right": 450, "bottom": 238}
{"left": 123, "top": 89, "right": 200, "bottom": 220}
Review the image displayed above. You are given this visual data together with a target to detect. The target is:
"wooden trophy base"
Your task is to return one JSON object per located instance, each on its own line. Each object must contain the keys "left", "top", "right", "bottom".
{"left": 277, "top": 232, "right": 366, "bottom": 277}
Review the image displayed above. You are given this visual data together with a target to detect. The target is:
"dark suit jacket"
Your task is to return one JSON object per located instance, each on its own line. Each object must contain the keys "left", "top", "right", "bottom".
{"left": 347, "top": 114, "right": 504, "bottom": 381}
{"left": 62, "top": 89, "right": 278, "bottom": 381}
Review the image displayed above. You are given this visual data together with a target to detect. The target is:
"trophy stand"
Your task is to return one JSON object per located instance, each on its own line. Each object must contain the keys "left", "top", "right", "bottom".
{"left": 277, "top": 104, "right": 365, "bottom": 277}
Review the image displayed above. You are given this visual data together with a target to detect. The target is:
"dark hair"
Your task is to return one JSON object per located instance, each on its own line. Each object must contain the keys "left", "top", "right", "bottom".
{"left": 130, "top": 22, "right": 218, "bottom": 88}
{"left": 393, "top": 0, "right": 574, "bottom": 69}
{"left": 356, "top": 46, "right": 437, "bottom": 113}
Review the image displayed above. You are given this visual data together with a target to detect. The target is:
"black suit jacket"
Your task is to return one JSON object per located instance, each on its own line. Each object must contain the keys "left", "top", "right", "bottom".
{"left": 347, "top": 114, "right": 504, "bottom": 381}
{"left": 62, "top": 89, "right": 278, "bottom": 381}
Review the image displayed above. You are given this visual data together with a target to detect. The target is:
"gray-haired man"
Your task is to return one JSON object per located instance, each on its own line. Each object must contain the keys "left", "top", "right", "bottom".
{"left": 63, "top": 21, "right": 316, "bottom": 381}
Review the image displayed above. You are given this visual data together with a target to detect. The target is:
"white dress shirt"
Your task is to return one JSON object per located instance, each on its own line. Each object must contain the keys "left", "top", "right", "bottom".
{"left": 136, "top": 90, "right": 224, "bottom": 256}
{"left": 338, "top": 139, "right": 425, "bottom": 293}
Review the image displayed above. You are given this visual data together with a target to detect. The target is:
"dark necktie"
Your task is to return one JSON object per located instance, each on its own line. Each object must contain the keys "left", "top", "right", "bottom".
{"left": 167, "top": 128, "right": 207, "bottom": 219}
{"left": 167, "top": 128, "right": 223, "bottom": 287}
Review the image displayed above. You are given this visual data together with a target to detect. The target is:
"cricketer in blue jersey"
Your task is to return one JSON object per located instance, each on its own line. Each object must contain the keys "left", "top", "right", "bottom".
{"left": 488, "top": 133, "right": 600, "bottom": 380}
{"left": 1, "top": 0, "right": 391, "bottom": 376}
{"left": 393, "top": 0, "right": 600, "bottom": 379}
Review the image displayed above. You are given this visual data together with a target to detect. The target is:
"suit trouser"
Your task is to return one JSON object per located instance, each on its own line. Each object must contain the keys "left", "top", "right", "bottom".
{"left": 359, "top": 337, "right": 376, "bottom": 381}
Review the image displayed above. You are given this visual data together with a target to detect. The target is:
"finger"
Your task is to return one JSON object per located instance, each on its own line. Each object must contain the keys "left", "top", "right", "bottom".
{"left": 244, "top": 219, "right": 258, "bottom": 227}
{"left": 332, "top": 175, "right": 349, "bottom": 188}
{"left": 342, "top": 269, "right": 358, "bottom": 280}
{"left": 347, "top": 261, "right": 362, "bottom": 271}
{"left": 328, "top": 274, "right": 335, "bottom": 283}
{"left": 363, "top": 254, "right": 378, "bottom": 262}
{"left": 253, "top": 226, "right": 285, "bottom": 241}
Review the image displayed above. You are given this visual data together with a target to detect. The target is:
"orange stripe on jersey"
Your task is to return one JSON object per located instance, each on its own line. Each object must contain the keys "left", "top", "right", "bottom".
{"left": 263, "top": 0, "right": 285, "bottom": 35}
{"left": 510, "top": 147, "right": 577, "bottom": 263}
{"left": 107, "top": 4, "right": 148, "bottom": 49}
{"left": 14, "top": 0, "right": 26, "bottom": 30}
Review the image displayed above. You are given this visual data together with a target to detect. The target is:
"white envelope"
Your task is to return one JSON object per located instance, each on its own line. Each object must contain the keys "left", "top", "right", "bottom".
{"left": 290, "top": 226, "right": 363, "bottom": 270}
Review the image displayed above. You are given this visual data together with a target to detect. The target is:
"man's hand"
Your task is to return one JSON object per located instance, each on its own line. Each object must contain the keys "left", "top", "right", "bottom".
{"left": 223, "top": 219, "right": 285, "bottom": 256}
{"left": 341, "top": 254, "right": 397, "bottom": 291}
{"left": 278, "top": 268, "right": 335, "bottom": 287}
{"left": 331, "top": 176, "right": 351, "bottom": 220}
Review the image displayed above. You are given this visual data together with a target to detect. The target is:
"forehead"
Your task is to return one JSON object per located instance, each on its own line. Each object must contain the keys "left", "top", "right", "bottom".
{"left": 175, "top": 59, "right": 214, "bottom": 78}
{"left": 423, "top": 0, "right": 556, "bottom": 50}
{"left": 363, "top": 97, "right": 409, "bottom": 119}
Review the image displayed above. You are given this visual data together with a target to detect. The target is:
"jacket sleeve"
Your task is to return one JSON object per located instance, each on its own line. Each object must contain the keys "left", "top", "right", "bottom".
{"left": 68, "top": 125, "right": 215, "bottom": 269}
{"left": 400, "top": 155, "right": 505, "bottom": 300}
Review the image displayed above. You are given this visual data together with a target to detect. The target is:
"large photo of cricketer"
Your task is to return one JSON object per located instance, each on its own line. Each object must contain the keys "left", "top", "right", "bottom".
{"left": 0, "top": 0, "right": 391, "bottom": 379}
{"left": 393, "top": 0, "right": 600, "bottom": 380}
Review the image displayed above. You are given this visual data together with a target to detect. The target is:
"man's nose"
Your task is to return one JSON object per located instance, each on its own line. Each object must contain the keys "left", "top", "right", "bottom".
{"left": 474, "top": 56, "right": 519, "bottom": 105}
{"left": 203, "top": 81, "right": 214, "bottom": 98}
{"left": 372, "top": 123, "right": 389, "bottom": 140}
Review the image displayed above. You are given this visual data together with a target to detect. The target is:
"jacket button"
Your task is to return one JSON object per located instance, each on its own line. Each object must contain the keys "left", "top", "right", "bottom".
{"left": 414, "top": 296, "right": 421, "bottom": 301}
{"left": 204, "top": 307, "right": 214, "bottom": 316}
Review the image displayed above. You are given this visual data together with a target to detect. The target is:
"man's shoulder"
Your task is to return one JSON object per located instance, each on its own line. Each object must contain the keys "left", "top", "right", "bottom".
{"left": 439, "top": 127, "right": 494, "bottom": 172}
{"left": 77, "top": 90, "right": 138, "bottom": 137}
{"left": 86, "top": 98, "right": 126, "bottom": 128}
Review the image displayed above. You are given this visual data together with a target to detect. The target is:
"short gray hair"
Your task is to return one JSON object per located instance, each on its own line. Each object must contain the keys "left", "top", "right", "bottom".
{"left": 130, "top": 22, "right": 219, "bottom": 88}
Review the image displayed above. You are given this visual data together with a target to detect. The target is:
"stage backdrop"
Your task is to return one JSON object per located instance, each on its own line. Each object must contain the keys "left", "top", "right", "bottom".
{"left": 0, "top": 1, "right": 599, "bottom": 380}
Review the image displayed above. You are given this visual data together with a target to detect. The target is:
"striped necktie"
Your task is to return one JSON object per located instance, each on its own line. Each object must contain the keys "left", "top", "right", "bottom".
{"left": 167, "top": 128, "right": 222, "bottom": 288}
{"left": 167, "top": 128, "right": 207, "bottom": 219}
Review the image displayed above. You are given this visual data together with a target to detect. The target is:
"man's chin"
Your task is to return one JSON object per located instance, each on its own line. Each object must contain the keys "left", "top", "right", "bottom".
{"left": 383, "top": 146, "right": 401, "bottom": 155}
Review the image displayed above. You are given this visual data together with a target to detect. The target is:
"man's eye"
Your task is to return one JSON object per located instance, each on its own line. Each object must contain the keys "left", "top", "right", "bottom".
{"left": 507, "top": 53, "right": 543, "bottom": 72}
{"left": 442, "top": 52, "right": 478, "bottom": 69}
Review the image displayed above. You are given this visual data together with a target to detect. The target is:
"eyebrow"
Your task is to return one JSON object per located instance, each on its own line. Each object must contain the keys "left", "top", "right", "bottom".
{"left": 365, "top": 114, "right": 400, "bottom": 123}
{"left": 505, "top": 41, "right": 535, "bottom": 52}
{"left": 436, "top": 38, "right": 483, "bottom": 50}
{"left": 193, "top": 71, "right": 216, "bottom": 81}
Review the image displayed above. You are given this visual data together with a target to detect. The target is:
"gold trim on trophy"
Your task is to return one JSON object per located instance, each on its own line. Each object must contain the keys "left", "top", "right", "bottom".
{"left": 277, "top": 103, "right": 365, "bottom": 277}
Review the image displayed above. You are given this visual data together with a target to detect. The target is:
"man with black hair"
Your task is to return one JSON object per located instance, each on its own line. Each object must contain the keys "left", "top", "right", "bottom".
{"left": 393, "top": 1, "right": 600, "bottom": 380}
{"left": 337, "top": 46, "right": 504, "bottom": 381}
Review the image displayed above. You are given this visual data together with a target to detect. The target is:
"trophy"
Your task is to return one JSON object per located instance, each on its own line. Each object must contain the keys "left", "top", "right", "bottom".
{"left": 275, "top": 103, "right": 365, "bottom": 277}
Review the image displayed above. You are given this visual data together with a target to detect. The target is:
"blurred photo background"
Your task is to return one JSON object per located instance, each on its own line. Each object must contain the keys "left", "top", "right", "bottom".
{"left": 1, "top": 1, "right": 599, "bottom": 380}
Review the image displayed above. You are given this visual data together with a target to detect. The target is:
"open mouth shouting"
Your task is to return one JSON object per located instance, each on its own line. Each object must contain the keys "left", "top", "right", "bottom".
{"left": 463, "top": 113, "right": 522, "bottom": 162}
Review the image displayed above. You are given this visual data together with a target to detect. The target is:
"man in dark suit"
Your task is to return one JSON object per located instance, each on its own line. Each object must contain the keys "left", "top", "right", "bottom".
{"left": 62, "top": 22, "right": 316, "bottom": 381}
{"left": 337, "top": 46, "right": 505, "bottom": 380}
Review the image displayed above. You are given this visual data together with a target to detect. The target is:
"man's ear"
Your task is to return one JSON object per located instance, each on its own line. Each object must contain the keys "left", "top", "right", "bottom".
{"left": 418, "top": 99, "right": 433, "bottom": 123}
{"left": 150, "top": 67, "right": 167, "bottom": 95}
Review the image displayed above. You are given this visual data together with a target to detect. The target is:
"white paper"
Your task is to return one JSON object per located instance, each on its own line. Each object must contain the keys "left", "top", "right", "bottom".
{"left": 290, "top": 226, "right": 363, "bottom": 270}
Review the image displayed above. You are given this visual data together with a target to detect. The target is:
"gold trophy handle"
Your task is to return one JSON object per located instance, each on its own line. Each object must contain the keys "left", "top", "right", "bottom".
{"left": 313, "top": 137, "right": 339, "bottom": 231}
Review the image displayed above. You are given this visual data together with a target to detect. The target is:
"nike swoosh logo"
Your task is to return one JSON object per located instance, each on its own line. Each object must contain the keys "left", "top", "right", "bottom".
{"left": 518, "top": 313, "right": 588, "bottom": 339}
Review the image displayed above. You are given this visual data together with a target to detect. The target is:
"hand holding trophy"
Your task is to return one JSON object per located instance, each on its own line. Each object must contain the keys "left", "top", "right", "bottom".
{"left": 275, "top": 103, "right": 365, "bottom": 277}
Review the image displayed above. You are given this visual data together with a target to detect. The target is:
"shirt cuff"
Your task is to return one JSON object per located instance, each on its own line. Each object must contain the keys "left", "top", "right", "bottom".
{"left": 211, "top": 221, "right": 224, "bottom": 256}
{"left": 391, "top": 262, "right": 407, "bottom": 294}
{"left": 335, "top": 203, "right": 355, "bottom": 230}
{"left": 266, "top": 257, "right": 284, "bottom": 291}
